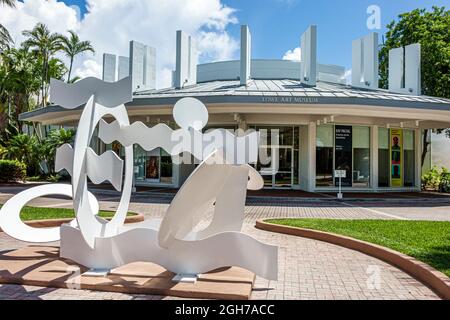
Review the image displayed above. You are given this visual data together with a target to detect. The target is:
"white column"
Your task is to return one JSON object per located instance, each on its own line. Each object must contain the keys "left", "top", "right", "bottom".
{"left": 240, "top": 25, "right": 251, "bottom": 86}
{"left": 352, "top": 33, "right": 379, "bottom": 89}
{"left": 308, "top": 121, "right": 317, "bottom": 192}
{"left": 370, "top": 125, "right": 379, "bottom": 190}
{"left": 415, "top": 128, "right": 422, "bottom": 189}
{"left": 300, "top": 25, "right": 317, "bottom": 86}
{"left": 175, "top": 31, "right": 197, "bottom": 89}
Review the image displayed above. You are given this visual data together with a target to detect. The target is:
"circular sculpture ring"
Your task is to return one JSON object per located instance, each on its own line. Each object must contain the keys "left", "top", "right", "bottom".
{"left": 0, "top": 184, "right": 98, "bottom": 243}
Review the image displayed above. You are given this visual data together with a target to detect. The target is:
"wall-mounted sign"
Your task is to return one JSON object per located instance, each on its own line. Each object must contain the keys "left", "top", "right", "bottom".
{"left": 390, "top": 129, "right": 403, "bottom": 187}
{"left": 335, "top": 125, "right": 352, "bottom": 187}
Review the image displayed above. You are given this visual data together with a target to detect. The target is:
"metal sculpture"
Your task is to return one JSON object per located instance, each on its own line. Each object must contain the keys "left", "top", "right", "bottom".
{"left": 0, "top": 77, "right": 278, "bottom": 281}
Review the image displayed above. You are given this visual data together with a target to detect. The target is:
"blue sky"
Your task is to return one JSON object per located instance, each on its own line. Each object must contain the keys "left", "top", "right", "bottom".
{"left": 58, "top": 0, "right": 449, "bottom": 70}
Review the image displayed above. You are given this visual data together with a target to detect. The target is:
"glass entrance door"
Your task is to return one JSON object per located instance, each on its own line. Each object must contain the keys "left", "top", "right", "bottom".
{"left": 275, "top": 147, "right": 294, "bottom": 188}
{"left": 258, "top": 146, "right": 294, "bottom": 189}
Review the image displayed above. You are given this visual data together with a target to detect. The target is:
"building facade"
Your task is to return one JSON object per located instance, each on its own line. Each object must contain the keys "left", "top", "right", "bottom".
{"left": 19, "top": 26, "right": 450, "bottom": 192}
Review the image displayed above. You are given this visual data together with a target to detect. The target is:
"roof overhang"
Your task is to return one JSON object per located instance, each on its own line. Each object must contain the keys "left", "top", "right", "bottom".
{"left": 19, "top": 94, "right": 450, "bottom": 129}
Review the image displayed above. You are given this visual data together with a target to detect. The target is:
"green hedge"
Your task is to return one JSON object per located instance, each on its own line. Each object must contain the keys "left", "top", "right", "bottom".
{"left": 0, "top": 160, "right": 27, "bottom": 183}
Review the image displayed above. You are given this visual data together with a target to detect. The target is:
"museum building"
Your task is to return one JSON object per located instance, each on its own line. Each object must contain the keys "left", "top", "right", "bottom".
{"left": 19, "top": 25, "right": 450, "bottom": 192}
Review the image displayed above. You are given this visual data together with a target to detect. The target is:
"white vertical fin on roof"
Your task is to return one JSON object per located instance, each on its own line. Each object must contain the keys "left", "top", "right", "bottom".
{"left": 118, "top": 56, "right": 130, "bottom": 80}
{"left": 175, "top": 30, "right": 197, "bottom": 89}
{"left": 240, "top": 25, "right": 252, "bottom": 86}
{"left": 389, "top": 43, "right": 421, "bottom": 95}
{"left": 300, "top": 25, "right": 317, "bottom": 87}
{"left": 129, "top": 41, "right": 156, "bottom": 92}
{"left": 351, "top": 32, "right": 379, "bottom": 89}
{"left": 102, "top": 53, "right": 117, "bottom": 82}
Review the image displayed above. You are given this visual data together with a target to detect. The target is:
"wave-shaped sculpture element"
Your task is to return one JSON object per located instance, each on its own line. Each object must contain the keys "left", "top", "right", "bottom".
{"left": 50, "top": 77, "right": 133, "bottom": 109}
{"left": 98, "top": 119, "right": 260, "bottom": 165}
{"left": 0, "top": 76, "right": 278, "bottom": 282}
{"left": 56, "top": 144, "right": 124, "bottom": 191}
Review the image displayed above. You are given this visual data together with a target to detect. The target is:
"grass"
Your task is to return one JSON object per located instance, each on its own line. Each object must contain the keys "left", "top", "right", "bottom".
{"left": 0, "top": 205, "right": 135, "bottom": 221}
{"left": 266, "top": 218, "right": 450, "bottom": 277}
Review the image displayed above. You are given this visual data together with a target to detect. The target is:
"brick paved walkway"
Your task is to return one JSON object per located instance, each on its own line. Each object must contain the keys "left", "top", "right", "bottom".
{"left": 0, "top": 188, "right": 446, "bottom": 300}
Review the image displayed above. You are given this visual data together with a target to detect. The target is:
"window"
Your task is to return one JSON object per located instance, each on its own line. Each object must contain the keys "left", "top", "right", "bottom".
{"left": 378, "top": 128, "right": 390, "bottom": 187}
{"left": 353, "top": 126, "right": 370, "bottom": 187}
{"left": 404, "top": 130, "right": 415, "bottom": 187}
{"left": 316, "top": 125, "right": 334, "bottom": 187}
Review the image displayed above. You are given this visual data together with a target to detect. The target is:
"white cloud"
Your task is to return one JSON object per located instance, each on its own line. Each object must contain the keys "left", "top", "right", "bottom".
{"left": 196, "top": 31, "right": 239, "bottom": 62}
{"left": 74, "top": 59, "right": 102, "bottom": 79}
{"left": 282, "top": 47, "right": 301, "bottom": 61}
{"left": 0, "top": 0, "right": 239, "bottom": 88}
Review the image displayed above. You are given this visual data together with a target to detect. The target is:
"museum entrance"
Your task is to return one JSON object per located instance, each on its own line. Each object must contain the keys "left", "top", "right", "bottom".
{"left": 253, "top": 126, "right": 299, "bottom": 189}
{"left": 258, "top": 146, "right": 294, "bottom": 188}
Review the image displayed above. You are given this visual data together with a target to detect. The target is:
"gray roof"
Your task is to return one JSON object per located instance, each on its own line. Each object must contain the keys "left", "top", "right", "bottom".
{"left": 19, "top": 79, "right": 450, "bottom": 121}
{"left": 135, "top": 79, "right": 450, "bottom": 104}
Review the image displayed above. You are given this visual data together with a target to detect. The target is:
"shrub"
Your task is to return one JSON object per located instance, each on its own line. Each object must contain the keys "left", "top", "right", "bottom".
{"left": 422, "top": 166, "right": 450, "bottom": 192}
{"left": 0, "top": 160, "right": 27, "bottom": 183}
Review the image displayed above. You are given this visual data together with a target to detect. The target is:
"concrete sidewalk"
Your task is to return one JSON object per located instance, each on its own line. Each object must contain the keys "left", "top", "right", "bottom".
{"left": 0, "top": 184, "right": 447, "bottom": 300}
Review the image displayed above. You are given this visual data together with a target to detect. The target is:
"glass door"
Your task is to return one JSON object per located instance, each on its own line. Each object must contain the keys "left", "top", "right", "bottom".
{"left": 275, "top": 147, "right": 294, "bottom": 188}
{"left": 258, "top": 146, "right": 294, "bottom": 189}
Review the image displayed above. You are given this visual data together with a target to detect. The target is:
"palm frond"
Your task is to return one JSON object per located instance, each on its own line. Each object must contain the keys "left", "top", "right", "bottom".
{"left": 0, "top": 0, "right": 16, "bottom": 8}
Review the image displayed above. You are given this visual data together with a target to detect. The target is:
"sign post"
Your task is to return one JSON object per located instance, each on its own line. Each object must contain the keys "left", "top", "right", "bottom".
{"left": 335, "top": 170, "right": 346, "bottom": 199}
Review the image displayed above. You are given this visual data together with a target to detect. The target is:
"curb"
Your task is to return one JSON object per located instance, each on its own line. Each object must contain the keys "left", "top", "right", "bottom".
{"left": 0, "top": 214, "right": 145, "bottom": 232}
{"left": 256, "top": 220, "right": 450, "bottom": 300}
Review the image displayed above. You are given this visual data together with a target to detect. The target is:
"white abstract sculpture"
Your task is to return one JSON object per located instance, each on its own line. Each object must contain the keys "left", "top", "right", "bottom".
{"left": 0, "top": 77, "right": 278, "bottom": 281}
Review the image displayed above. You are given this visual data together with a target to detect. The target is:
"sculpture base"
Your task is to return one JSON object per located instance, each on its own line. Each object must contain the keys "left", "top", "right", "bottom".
{"left": 0, "top": 246, "right": 256, "bottom": 300}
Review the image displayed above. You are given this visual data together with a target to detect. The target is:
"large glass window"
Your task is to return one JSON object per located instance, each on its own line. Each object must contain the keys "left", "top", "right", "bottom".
{"left": 404, "top": 130, "right": 415, "bottom": 187}
{"left": 378, "top": 128, "right": 390, "bottom": 187}
{"left": 133, "top": 146, "right": 173, "bottom": 184}
{"left": 353, "top": 126, "right": 370, "bottom": 187}
{"left": 316, "top": 125, "right": 334, "bottom": 187}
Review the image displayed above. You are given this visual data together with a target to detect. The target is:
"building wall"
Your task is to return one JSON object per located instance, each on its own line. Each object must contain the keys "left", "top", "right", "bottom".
{"left": 197, "top": 59, "right": 345, "bottom": 84}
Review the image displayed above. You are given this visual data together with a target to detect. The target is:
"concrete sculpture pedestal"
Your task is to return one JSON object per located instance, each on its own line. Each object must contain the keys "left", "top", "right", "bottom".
{"left": 0, "top": 246, "right": 256, "bottom": 300}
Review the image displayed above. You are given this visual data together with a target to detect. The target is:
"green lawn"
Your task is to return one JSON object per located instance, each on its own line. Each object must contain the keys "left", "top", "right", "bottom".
{"left": 266, "top": 219, "right": 450, "bottom": 277}
{"left": 0, "top": 205, "right": 135, "bottom": 221}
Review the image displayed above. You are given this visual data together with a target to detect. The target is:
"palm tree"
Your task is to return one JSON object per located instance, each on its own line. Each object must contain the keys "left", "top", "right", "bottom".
{"left": 0, "top": 0, "right": 16, "bottom": 51}
{"left": 60, "top": 31, "right": 94, "bottom": 83}
{"left": 0, "top": 0, "right": 15, "bottom": 6}
{"left": 22, "top": 23, "right": 63, "bottom": 108}
{"left": 5, "top": 133, "right": 41, "bottom": 176}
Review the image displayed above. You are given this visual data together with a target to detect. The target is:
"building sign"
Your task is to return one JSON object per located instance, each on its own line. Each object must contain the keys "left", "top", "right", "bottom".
{"left": 335, "top": 125, "right": 352, "bottom": 187}
{"left": 390, "top": 129, "right": 403, "bottom": 187}
{"left": 261, "top": 96, "right": 319, "bottom": 104}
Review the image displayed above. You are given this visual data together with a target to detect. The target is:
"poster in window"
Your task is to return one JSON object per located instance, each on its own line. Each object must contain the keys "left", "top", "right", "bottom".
{"left": 390, "top": 129, "right": 403, "bottom": 187}
{"left": 146, "top": 156, "right": 160, "bottom": 180}
{"left": 335, "top": 125, "right": 352, "bottom": 187}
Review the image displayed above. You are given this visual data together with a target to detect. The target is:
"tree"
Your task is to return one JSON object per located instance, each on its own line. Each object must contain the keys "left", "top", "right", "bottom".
{"left": 0, "top": 0, "right": 16, "bottom": 51}
{"left": 41, "top": 128, "right": 75, "bottom": 174}
{"left": 379, "top": 6, "right": 450, "bottom": 166}
{"left": 60, "top": 31, "right": 94, "bottom": 83}
{"left": 4, "top": 133, "right": 41, "bottom": 176}
{"left": 0, "top": 47, "right": 42, "bottom": 132}
{"left": 22, "top": 23, "right": 64, "bottom": 108}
